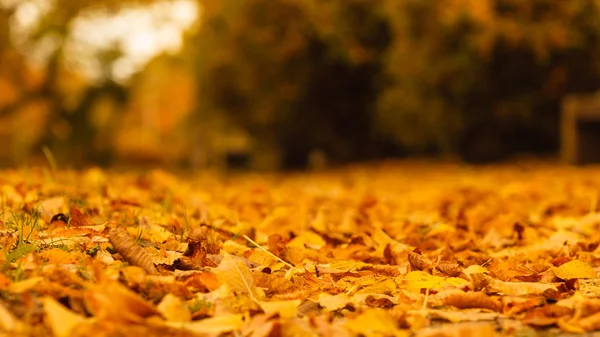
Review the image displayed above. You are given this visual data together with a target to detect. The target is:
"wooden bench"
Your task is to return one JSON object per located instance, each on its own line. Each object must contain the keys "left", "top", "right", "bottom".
{"left": 561, "top": 91, "right": 600, "bottom": 164}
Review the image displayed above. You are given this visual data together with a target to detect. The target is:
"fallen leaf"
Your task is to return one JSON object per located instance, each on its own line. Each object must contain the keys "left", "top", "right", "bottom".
{"left": 43, "top": 296, "right": 89, "bottom": 337}
{"left": 486, "top": 277, "right": 558, "bottom": 296}
{"left": 69, "top": 207, "right": 94, "bottom": 227}
{"left": 0, "top": 301, "right": 25, "bottom": 333}
{"left": 428, "top": 309, "right": 500, "bottom": 323}
{"left": 157, "top": 293, "right": 191, "bottom": 322}
{"left": 84, "top": 280, "right": 159, "bottom": 323}
{"left": 166, "top": 313, "right": 244, "bottom": 334}
{"left": 405, "top": 271, "right": 469, "bottom": 292}
{"left": 109, "top": 227, "right": 159, "bottom": 275}
{"left": 259, "top": 299, "right": 301, "bottom": 318}
{"left": 318, "top": 293, "right": 352, "bottom": 311}
{"left": 554, "top": 260, "right": 597, "bottom": 280}
{"left": 345, "top": 309, "right": 408, "bottom": 337}
{"left": 214, "top": 253, "right": 264, "bottom": 302}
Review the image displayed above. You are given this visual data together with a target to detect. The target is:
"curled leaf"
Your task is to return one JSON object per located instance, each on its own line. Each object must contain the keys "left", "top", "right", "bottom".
{"left": 109, "top": 227, "right": 159, "bottom": 275}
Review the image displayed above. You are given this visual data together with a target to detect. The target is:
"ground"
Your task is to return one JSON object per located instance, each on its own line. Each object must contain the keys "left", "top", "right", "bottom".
{"left": 2, "top": 161, "right": 600, "bottom": 336}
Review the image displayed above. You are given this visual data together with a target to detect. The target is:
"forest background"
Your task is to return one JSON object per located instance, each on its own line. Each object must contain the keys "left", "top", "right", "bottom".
{"left": 0, "top": 0, "right": 599, "bottom": 170}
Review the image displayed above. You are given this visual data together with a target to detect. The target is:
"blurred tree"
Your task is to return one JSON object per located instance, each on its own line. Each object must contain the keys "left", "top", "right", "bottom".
{"left": 191, "top": 0, "right": 392, "bottom": 169}
{"left": 378, "top": 0, "right": 600, "bottom": 161}
{"left": 0, "top": 0, "right": 152, "bottom": 165}
{"left": 116, "top": 54, "right": 197, "bottom": 166}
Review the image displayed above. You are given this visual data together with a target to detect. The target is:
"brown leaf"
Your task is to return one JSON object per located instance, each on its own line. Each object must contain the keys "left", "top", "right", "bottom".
{"left": 436, "top": 261, "right": 463, "bottom": 277}
{"left": 69, "top": 207, "right": 94, "bottom": 227}
{"left": 109, "top": 227, "right": 159, "bottom": 275}
{"left": 522, "top": 304, "right": 573, "bottom": 327}
{"left": 408, "top": 250, "right": 433, "bottom": 272}
{"left": 442, "top": 291, "right": 501, "bottom": 311}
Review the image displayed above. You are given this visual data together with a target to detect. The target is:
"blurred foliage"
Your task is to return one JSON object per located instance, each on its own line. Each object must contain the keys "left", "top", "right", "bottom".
{"left": 1, "top": 0, "right": 600, "bottom": 168}
{"left": 378, "top": 0, "right": 600, "bottom": 160}
{"left": 191, "top": 0, "right": 600, "bottom": 166}
{"left": 191, "top": 0, "right": 391, "bottom": 168}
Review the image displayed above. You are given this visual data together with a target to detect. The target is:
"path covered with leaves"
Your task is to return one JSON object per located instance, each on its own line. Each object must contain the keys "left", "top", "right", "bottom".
{"left": 3, "top": 162, "right": 600, "bottom": 336}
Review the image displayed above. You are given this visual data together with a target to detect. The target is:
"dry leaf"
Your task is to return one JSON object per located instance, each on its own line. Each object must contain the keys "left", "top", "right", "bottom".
{"left": 554, "top": 260, "right": 597, "bottom": 280}
{"left": 69, "top": 207, "right": 94, "bottom": 227}
{"left": 214, "top": 253, "right": 264, "bottom": 302}
{"left": 166, "top": 313, "right": 244, "bottom": 334}
{"left": 486, "top": 277, "right": 559, "bottom": 296}
{"left": 345, "top": 309, "right": 408, "bottom": 337}
{"left": 84, "top": 280, "right": 159, "bottom": 323}
{"left": 258, "top": 299, "right": 301, "bottom": 318}
{"left": 0, "top": 301, "right": 25, "bottom": 333}
{"left": 409, "top": 251, "right": 433, "bottom": 272}
{"left": 157, "top": 293, "right": 191, "bottom": 322}
{"left": 8, "top": 161, "right": 600, "bottom": 336}
{"left": 405, "top": 271, "right": 469, "bottom": 292}
{"left": 318, "top": 293, "right": 352, "bottom": 311}
{"left": 428, "top": 309, "right": 499, "bottom": 324}
{"left": 109, "top": 227, "right": 159, "bottom": 275}
{"left": 440, "top": 291, "right": 501, "bottom": 311}
{"left": 43, "top": 297, "right": 89, "bottom": 337}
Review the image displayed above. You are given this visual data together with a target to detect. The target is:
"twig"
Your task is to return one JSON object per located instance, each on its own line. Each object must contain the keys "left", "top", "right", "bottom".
{"left": 242, "top": 234, "right": 294, "bottom": 269}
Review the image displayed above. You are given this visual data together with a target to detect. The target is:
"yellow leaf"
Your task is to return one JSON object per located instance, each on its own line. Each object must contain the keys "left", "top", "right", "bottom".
{"left": 554, "top": 260, "right": 597, "bottom": 280}
{"left": 84, "top": 280, "right": 158, "bottom": 323}
{"left": 345, "top": 309, "right": 408, "bottom": 337}
{"left": 355, "top": 278, "right": 397, "bottom": 295}
{"left": 405, "top": 271, "right": 468, "bottom": 292}
{"left": 259, "top": 299, "right": 301, "bottom": 318}
{"left": 246, "top": 250, "right": 278, "bottom": 268}
{"left": 0, "top": 302, "right": 25, "bottom": 333}
{"left": 79, "top": 224, "right": 106, "bottom": 232}
{"left": 40, "top": 248, "right": 79, "bottom": 265}
{"left": 43, "top": 297, "right": 89, "bottom": 337}
{"left": 462, "top": 265, "right": 490, "bottom": 276}
{"left": 166, "top": 314, "right": 244, "bottom": 334}
{"left": 214, "top": 253, "right": 264, "bottom": 302}
{"left": 222, "top": 240, "right": 251, "bottom": 256}
{"left": 426, "top": 223, "right": 456, "bottom": 237}
{"left": 318, "top": 293, "right": 351, "bottom": 311}
{"left": 319, "top": 260, "right": 368, "bottom": 273}
{"left": 9, "top": 277, "right": 43, "bottom": 293}
{"left": 287, "top": 231, "right": 326, "bottom": 249}
{"left": 157, "top": 293, "right": 191, "bottom": 322}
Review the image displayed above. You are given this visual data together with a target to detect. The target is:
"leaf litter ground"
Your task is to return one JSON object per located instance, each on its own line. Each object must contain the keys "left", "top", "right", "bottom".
{"left": 3, "top": 162, "right": 600, "bottom": 336}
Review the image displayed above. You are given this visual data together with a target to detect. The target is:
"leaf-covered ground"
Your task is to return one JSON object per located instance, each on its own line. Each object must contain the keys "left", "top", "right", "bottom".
{"left": 3, "top": 162, "right": 600, "bottom": 336}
